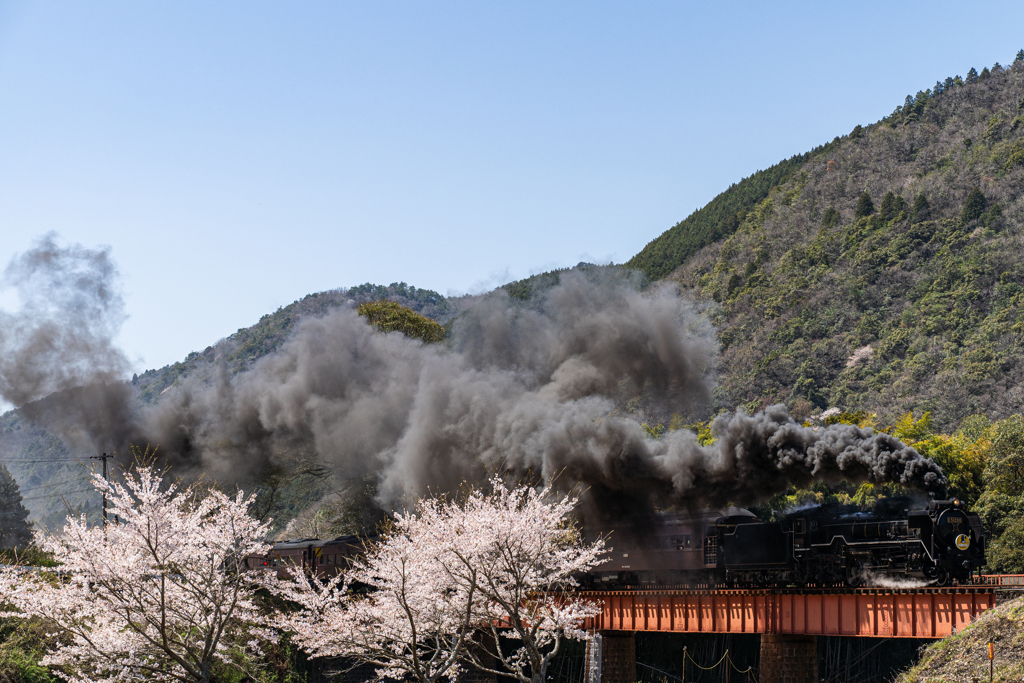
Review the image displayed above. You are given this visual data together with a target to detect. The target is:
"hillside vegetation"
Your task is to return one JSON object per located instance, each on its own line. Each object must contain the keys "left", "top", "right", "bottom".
{"left": 897, "top": 595, "right": 1024, "bottom": 683}
{"left": 666, "top": 56, "right": 1024, "bottom": 431}
{"left": 628, "top": 152, "right": 815, "bottom": 281}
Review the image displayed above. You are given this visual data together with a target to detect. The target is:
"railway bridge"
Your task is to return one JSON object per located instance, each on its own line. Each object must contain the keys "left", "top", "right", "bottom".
{"left": 575, "top": 576, "right": 1022, "bottom": 683}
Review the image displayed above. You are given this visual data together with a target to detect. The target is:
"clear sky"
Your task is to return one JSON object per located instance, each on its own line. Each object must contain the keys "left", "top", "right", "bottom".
{"left": 2, "top": 1, "right": 1024, "bottom": 378}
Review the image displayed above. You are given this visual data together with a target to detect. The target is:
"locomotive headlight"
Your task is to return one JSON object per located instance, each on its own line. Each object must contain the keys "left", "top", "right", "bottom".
{"left": 953, "top": 498, "right": 961, "bottom": 508}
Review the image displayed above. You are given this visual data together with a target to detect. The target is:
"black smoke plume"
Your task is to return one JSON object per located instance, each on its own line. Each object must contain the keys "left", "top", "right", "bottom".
{"left": 0, "top": 239, "right": 947, "bottom": 513}
{"left": 119, "top": 271, "right": 945, "bottom": 510}
{"left": 0, "top": 234, "right": 131, "bottom": 453}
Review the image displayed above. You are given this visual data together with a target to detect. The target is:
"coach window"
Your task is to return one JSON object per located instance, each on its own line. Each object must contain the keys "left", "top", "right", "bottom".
{"left": 683, "top": 534, "right": 691, "bottom": 548}
{"left": 795, "top": 519, "right": 806, "bottom": 534}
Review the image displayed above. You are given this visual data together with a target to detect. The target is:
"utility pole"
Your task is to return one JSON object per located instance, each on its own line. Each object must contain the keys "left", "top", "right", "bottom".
{"left": 90, "top": 453, "right": 112, "bottom": 526}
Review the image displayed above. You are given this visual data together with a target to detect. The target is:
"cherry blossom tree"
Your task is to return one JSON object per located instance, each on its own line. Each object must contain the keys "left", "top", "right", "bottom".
{"left": 431, "top": 479, "right": 606, "bottom": 683}
{"left": 0, "top": 467, "right": 274, "bottom": 683}
{"left": 268, "top": 509, "right": 478, "bottom": 683}
{"left": 269, "top": 478, "right": 605, "bottom": 683}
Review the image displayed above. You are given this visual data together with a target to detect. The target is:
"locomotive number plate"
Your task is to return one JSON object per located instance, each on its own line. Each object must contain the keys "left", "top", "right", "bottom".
{"left": 955, "top": 533, "right": 971, "bottom": 550}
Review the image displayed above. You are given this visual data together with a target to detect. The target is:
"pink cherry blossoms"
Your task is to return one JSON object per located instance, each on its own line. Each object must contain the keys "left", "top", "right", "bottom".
{"left": 267, "top": 477, "right": 606, "bottom": 683}
{"left": 0, "top": 467, "right": 274, "bottom": 683}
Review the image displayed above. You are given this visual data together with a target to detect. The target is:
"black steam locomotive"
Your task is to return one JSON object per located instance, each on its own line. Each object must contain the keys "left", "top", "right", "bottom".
{"left": 588, "top": 497, "right": 986, "bottom": 588}
{"left": 254, "top": 498, "right": 986, "bottom": 589}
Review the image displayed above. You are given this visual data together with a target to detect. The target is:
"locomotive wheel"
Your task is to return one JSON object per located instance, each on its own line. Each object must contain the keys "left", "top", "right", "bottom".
{"left": 844, "top": 560, "right": 864, "bottom": 588}
{"left": 932, "top": 567, "right": 949, "bottom": 587}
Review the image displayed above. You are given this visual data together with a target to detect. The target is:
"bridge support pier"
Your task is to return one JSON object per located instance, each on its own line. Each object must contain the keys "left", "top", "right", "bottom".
{"left": 597, "top": 631, "right": 635, "bottom": 683}
{"left": 759, "top": 635, "right": 818, "bottom": 683}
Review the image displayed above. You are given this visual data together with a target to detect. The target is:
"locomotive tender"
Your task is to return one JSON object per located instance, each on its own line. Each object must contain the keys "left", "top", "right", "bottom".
{"left": 253, "top": 498, "right": 985, "bottom": 589}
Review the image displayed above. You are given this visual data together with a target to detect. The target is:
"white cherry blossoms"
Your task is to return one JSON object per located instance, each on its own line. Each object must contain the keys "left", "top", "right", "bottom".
{"left": 0, "top": 467, "right": 274, "bottom": 683}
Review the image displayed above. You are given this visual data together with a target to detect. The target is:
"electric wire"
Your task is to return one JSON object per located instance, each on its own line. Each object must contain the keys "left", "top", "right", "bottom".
{"left": 18, "top": 476, "right": 92, "bottom": 494}
{"left": 21, "top": 487, "right": 95, "bottom": 503}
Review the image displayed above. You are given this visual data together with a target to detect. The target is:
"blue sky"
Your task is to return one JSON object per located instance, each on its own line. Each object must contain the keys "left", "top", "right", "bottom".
{"left": 2, "top": 1, "right": 1024, "bottom": 377}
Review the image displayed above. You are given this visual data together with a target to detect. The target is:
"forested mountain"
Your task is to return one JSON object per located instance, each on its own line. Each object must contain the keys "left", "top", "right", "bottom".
{"left": 661, "top": 56, "right": 1024, "bottom": 430}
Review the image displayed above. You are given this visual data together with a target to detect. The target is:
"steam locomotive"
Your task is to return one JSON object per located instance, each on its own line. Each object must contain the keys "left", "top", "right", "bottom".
{"left": 252, "top": 497, "right": 986, "bottom": 589}
{"left": 589, "top": 497, "right": 986, "bottom": 587}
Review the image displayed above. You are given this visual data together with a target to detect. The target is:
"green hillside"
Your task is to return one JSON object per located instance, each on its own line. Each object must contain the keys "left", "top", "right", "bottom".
{"left": 657, "top": 57, "right": 1024, "bottom": 431}
{"left": 627, "top": 152, "right": 815, "bottom": 281}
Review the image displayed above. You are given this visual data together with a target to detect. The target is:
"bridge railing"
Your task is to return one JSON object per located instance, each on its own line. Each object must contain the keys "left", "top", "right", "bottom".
{"left": 975, "top": 574, "right": 1024, "bottom": 587}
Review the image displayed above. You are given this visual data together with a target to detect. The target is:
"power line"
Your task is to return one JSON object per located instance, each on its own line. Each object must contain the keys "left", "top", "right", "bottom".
{"left": 0, "top": 459, "right": 83, "bottom": 464}
{"left": 21, "top": 487, "right": 95, "bottom": 503}
{"left": 18, "top": 476, "right": 92, "bottom": 494}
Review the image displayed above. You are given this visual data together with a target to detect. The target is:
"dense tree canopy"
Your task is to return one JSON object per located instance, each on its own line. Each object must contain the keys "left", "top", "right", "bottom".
{"left": 854, "top": 191, "right": 875, "bottom": 218}
{"left": 356, "top": 300, "right": 446, "bottom": 343}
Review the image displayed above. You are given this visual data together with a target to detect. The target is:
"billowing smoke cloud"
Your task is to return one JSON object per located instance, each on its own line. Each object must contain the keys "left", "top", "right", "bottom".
{"left": 121, "top": 270, "right": 946, "bottom": 511}
{"left": 0, "top": 234, "right": 132, "bottom": 452}
{"left": 0, "top": 238, "right": 947, "bottom": 514}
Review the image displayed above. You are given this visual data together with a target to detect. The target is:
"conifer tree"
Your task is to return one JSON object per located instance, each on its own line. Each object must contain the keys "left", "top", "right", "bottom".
{"left": 0, "top": 464, "right": 31, "bottom": 548}
{"left": 944, "top": 76, "right": 955, "bottom": 90}
{"left": 821, "top": 207, "right": 840, "bottom": 229}
{"left": 912, "top": 193, "right": 930, "bottom": 222}
{"left": 967, "top": 67, "right": 979, "bottom": 83}
{"left": 981, "top": 67, "right": 991, "bottom": 80}
{"left": 879, "top": 191, "right": 897, "bottom": 221}
{"left": 962, "top": 188, "right": 987, "bottom": 224}
{"left": 1015, "top": 49, "right": 1024, "bottom": 65}
{"left": 854, "top": 191, "right": 874, "bottom": 218}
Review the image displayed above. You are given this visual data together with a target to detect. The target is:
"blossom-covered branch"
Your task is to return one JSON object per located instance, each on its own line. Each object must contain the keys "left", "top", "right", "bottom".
{"left": 0, "top": 467, "right": 274, "bottom": 683}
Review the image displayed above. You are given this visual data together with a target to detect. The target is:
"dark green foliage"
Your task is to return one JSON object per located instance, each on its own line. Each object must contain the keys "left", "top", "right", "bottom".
{"left": 626, "top": 152, "right": 813, "bottom": 280}
{"left": 850, "top": 124, "right": 863, "bottom": 139}
{"left": 980, "top": 67, "right": 991, "bottom": 80}
{"left": 0, "top": 464, "right": 30, "bottom": 549}
{"left": 0, "top": 616, "right": 61, "bottom": 683}
{"left": 356, "top": 300, "right": 446, "bottom": 343}
{"left": 911, "top": 193, "right": 930, "bottom": 221}
{"left": 1017, "top": 49, "right": 1024, "bottom": 64}
{"left": 878, "top": 192, "right": 905, "bottom": 222}
{"left": 961, "top": 187, "right": 986, "bottom": 223}
{"left": 854, "top": 191, "right": 874, "bottom": 218}
{"left": 821, "top": 207, "right": 840, "bottom": 229}
{"left": 967, "top": 67, "right": 979, "bottom": 83}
